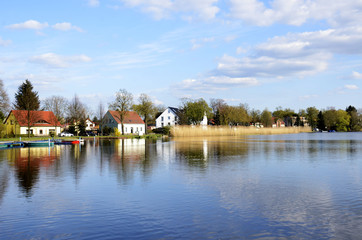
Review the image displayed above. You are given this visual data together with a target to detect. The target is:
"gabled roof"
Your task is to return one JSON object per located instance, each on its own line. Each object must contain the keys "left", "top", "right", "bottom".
{"left": 6, "top": 110, "right": 61, "bottom": 127}
{"left": 168, "top": 107, "right": 180, "bottom": 115}
{"left": 108, "top": 110, "right": 145, "bottom": 125}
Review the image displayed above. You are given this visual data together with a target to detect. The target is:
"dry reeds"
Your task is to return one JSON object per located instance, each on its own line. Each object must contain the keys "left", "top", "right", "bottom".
{"left": 170, "top": 125, "right": 311, "bottom": 137}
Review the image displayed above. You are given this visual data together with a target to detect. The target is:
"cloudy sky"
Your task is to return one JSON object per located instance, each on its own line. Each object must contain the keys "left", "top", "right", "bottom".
{"left": 1, "top": 0, "right": 361, "bottom": 113}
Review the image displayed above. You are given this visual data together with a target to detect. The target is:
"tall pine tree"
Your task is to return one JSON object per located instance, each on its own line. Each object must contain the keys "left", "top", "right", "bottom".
{"left": 14, "top": 79, "right": 40, "bottom": 110}
{"left": 14, "top": 80, "right": 40, "bottom": 137}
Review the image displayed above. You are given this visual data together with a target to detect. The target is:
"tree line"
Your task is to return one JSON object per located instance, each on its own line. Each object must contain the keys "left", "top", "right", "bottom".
{"left": 0, "top": 79, "right": 361, "bottom": 138}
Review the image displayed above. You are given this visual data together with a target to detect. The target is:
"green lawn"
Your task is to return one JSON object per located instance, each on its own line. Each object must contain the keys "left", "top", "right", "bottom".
{"left": 0, "top": 134, "right": 162, "bottom": 142}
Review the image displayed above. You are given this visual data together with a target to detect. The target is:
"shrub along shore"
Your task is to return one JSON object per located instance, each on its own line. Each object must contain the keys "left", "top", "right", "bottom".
{"left": 170, "top": 126, "right": 312, "bottom": 137}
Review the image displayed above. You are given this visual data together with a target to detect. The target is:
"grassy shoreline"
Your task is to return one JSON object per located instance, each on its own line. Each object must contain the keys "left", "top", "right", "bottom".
{"left": 170, "top": 125, "right": 312, "bottom": 137}
{"left": 0, "top": 134, "right": 162, "bottom": 142}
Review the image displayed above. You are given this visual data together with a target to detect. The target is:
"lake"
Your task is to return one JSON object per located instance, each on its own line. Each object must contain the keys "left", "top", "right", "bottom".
{"left": 1, "top": 133, "right": 362, "bottom": 239}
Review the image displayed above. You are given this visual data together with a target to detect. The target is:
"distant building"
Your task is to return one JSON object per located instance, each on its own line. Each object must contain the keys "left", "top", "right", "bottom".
{"left": 85, "top": 118, "right": 96, "bottom": 131}
{"left": 156, "top": 107, "right": 180, "bottom": 128}
{"left": 4, "top": 110, "right": 61, "bottom": 136}
{"left": 200, "top": 113, "right": 208, "bottom": 126}
{"left": 101, "top": 110, "right": 145, "bottom": 135}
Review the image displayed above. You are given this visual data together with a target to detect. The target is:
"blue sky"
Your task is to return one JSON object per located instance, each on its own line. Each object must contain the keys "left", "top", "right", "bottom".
{"left": 1, "top": 0, "right": 361, "bottom": 114}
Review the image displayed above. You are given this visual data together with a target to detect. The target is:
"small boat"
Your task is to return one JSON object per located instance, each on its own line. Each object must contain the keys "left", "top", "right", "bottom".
{"left": 54, "top": 139, "right": 80, "bottom": 145}
{"left": 26, "top": 140, "right": 54, "bottom": 147}
{"left": 0, "top": 142, "right": 12, "bottom": 148}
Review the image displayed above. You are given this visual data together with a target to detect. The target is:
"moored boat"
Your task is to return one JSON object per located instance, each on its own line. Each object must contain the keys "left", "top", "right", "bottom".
{"left": 54, "top": 139, "right": 80, "bottom": 145}
{"left": 26, "top": 140, "right": 54, "bottom": 147}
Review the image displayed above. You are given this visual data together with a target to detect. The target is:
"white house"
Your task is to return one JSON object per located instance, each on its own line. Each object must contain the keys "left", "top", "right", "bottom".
{"left": 156, "top": 107, "right": 180, "bottom": 128}
{"left": 85, "top": 118, "right": 95, "bottom": 131}
{"left": 101, "top": 110, "right": 145, "bottom": 135}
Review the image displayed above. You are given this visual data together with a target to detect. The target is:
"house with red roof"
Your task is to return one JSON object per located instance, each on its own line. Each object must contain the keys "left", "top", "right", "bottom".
{"left": 4, "top": 110, "right": 61, "bottom": 136}
{"left": 101, "top": 110, "right": 145, "bottom": 135}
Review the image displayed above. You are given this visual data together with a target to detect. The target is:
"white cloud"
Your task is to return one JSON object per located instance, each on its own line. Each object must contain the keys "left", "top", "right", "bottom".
{"left": 214, "top": 26, "right": 362, "bottom": 81}
{"left": 229, "top": 0, "right": 362, "bottom": 27}
{"left": 119, "top": 0, "right": 219, "bottom": 20}
{"left": 88, "top": 0, "right": 100, "bottom": 7}
{"left": 52, "top": 22, "right": 84, "bottom": 32}
{"left": 217, "top": 53, "right": 329, "bottom": 79}
{"left": 344, "top": 84, "right": 359, "bottom": 90}
{"left": 175, "top": 75, "right": 258, "bottom": 93}
{"left": 352, "top": 71, "right": 362, "bottom": 80}
{"left": 0, "top": 37, "right": 11, "bottom": 46}
{"left": 6, "top": 20, "right": 49, "bottom": 30}
{"left": 29, "top": 53, "right": 91, "bottom": 68}
{"left": 190, "top": 37, "right": 215, "bottom": 50}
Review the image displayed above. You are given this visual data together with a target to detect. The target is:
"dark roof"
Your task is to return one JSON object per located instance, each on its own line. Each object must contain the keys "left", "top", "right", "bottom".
{"left": 168, "top": 107, "right": 181, "bottom": 116}
{"left": 6, "top": 110, "right": 61, "bottom": 127}
{"left": 108, "top": 110, "right": 145, "bottom": 124}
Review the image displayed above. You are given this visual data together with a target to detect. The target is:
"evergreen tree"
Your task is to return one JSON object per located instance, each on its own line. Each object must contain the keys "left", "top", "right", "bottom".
{"left": 317, "top": 111, "right": 325, "bottom": 131}
{"left": 346, "top": 105, "right": 360, "bottom": 131}
{"left": 14, "top": 80, "right": 40, "bottom": 137}
{"left": 14, "top": 79, "right": 40, "bottom": 110}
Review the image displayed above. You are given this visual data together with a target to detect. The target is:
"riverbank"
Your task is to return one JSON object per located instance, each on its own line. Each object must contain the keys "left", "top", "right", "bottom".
{"left": 170, "top": 126, "right": 312, "bottom": 137}
{"left": 0, "top": 133, "right": 162, "bottom": 142}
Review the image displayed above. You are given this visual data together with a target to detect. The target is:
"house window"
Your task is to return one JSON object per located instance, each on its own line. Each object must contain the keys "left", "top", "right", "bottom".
{"left": 10, "top": 120, "right": 14, "bottom": 125}
{"left": 168, "top": 116, "right": 170, "bottom": 120}
{"left": 140, "top": 127, "right": 142, "bottom": 131}
{"left": 168, "top": 109, "right": 170, "bottom": 113}
{"left": 161, "top": 123, "right": 164, "bottom": 127}
{"left": 125, "top": 127, "right": 127, "bottom": 132}
{"left": 161, "top": 116, "right": 164, "bottom": 121}
{"left": 136, "top": 127, "right": 138, "bottom": 132}
{"left": 39, "top": 130, "right": 43, "bottom": 135}
{"left": 168, "top": 122, "right": 170, "bottom": 126}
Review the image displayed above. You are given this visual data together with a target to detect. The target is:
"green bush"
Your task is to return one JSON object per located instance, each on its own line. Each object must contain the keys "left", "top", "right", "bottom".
{"left": 152, "top": 126, "right": 171, "bottom": 135}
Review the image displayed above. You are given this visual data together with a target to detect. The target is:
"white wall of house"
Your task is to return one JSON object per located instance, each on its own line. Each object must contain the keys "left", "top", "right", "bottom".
{"left": 200, "top": 114, "right": 208, "bottom": 126}
{"left": 20, "top": 126, "right": 61, "bottom": 136}
{"left": 156, "top": 108, "right": 178, "bottom": 128}
{"left": 122, "top": 124, "right": 145, "bottom": 136}
{"left": 86, "top": 119, "right": 95, "bottom": 130}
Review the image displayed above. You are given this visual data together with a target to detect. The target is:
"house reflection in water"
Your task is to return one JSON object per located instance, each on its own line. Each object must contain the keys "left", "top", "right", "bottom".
{"left": 7, "top": 147, "right": 61, "bottom": 197}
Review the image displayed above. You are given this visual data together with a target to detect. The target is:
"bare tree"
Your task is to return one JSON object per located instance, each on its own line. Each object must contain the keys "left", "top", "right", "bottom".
{"left": 42, "top": 96, "right": 69, "bottom": 123}
{"left": 133, "top": 94, "right": 156, "bottom": 133}
{"left": 0, "top": 80, "right": 10, "bottom": 118}
{"left": 68, "top": 94, "right": 87, "bottom": 122}
{"left": 109, "top": 89, "right": 133, "bottom": 135}
{"left": 97, "top": 101, "right": 105, "bottom": 135}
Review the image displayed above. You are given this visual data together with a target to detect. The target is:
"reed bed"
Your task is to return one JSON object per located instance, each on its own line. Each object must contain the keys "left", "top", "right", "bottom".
{"left": 170, "top": 125, "right": 312, "bottom": 137}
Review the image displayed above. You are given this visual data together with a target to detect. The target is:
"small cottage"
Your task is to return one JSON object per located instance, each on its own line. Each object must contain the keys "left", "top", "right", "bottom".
{"left": 4, "top": 110, "right": 61, "bottom": 136}
{"left": 101, "top": 110, "right": 145, "bottom": 135}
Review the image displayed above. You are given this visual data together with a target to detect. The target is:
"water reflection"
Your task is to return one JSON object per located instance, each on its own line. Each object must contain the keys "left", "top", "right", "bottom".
{"left": 0, "top": 134, "right": 361, "bottom": 239}
{"left": 7, "top": 147, "right": 61, "bottom": 197}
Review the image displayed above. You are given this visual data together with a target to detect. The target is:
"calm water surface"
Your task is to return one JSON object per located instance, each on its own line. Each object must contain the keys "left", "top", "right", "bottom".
{"left": 1, "top": 133, "right": 362, "bottom": 239}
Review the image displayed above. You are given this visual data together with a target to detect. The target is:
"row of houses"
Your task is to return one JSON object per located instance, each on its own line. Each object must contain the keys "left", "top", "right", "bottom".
{"left": 2, "top": 106, "right": 199, "bottom": 137}
{"left": 3, "top": 106, "right": 300, "bottom": 137}
{"left": 3, "top": 109, "right": 147, "bottom": 137}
